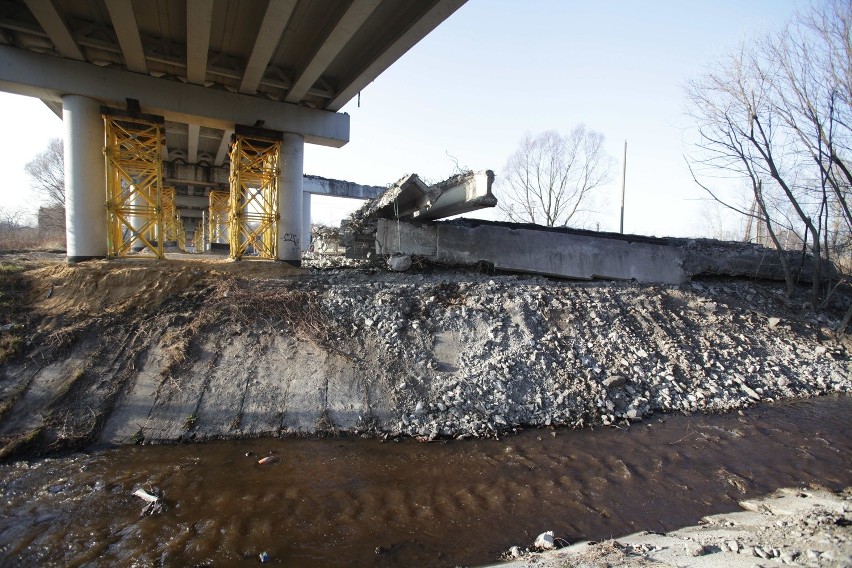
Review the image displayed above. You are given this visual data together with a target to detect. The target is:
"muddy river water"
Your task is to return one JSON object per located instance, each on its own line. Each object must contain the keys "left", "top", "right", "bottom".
{"left": 1, "top": 395, "right": 850, "bottom": 567}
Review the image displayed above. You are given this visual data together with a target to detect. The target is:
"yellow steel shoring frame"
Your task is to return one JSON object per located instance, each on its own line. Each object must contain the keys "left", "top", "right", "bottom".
{"left": 161, "top": 187, "right": 186, "bottom": 250}
{"left": 229, "top": 134, "right": 280, "bottom": 259}
{"left": 177, "top": 221, "right": 187, "bottom": 252}
{"left": 166, "top": 192, "right": 188, "bottom": 253}
{"left": 208, "top": 190, "right": 230, "bottom": 245}
{"left": 103, "top": 113, "right": 165, "bottom": 258}
{"left": 193, "top": 223, "right": 204, "bottom": 253}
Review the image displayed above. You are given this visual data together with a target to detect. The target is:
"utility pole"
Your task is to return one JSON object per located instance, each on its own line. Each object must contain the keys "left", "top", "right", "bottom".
{"left": 620, "top": 140, "right": 627, "bottom": 234}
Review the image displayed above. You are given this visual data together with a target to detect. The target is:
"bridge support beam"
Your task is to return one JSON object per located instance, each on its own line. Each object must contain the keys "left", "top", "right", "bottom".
{"left": 63, "top": 95, "right": 107, "bottom": 262}
{"left": 278, "top": 132, "right": 304, "bottom": 265}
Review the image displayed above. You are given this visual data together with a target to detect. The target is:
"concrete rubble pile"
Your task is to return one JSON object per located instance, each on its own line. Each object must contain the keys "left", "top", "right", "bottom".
{"left": 2, "top": 256, "right": 849, "bottom": 449}
{"left": 313, "top": 270, "right": 852, "bottom": 440}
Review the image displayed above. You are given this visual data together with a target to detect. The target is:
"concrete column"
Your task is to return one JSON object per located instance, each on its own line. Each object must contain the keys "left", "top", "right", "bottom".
{"left": 278, "top": 132, "right": 304, "bottom": 265}
{"left": 302, "top": 192, "right": 311, "bottom": 252}
{"left": 63, "top": 95, "right": 107, "bottom": 262}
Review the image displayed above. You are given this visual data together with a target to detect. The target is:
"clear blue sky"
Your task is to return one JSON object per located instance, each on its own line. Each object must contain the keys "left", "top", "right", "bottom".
{"left": 0, "top": 0, "right": 811, "bottom": 236}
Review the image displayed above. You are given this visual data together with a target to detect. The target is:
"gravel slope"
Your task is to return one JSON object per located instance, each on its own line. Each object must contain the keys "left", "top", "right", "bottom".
{"left": 312, "top": 269, "right": 851, "bottom": 439}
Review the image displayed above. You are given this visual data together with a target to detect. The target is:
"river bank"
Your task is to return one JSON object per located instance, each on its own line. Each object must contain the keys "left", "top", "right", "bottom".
{"left": 492, "top": 486, "right": 852, "bottom": 568}
{"left": 0, "top": 252, "right": 850, "bottom": 457}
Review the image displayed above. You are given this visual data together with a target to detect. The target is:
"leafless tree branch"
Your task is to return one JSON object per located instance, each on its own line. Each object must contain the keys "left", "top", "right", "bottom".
{"left": 497, "top": 127, "right": 613, "bottom": 227}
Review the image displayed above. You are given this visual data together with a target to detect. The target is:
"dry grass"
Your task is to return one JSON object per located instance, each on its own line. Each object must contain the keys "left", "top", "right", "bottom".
{"left": 159, "top": 275, "right": 336, "bottom": 379}
{"left": 214, "top": 277, "right": 333, "bottom": 342}
{"left": 0, "top": 262, "right": 30, "bottom": 364}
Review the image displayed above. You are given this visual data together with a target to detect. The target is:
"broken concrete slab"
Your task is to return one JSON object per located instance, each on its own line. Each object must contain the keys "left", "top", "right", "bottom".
{"left": 374, "top": 218, "right": 832, "bottom": 285}
{"left": 412, "top": 170, "right": 496, "bottom": 221}
{"left": 376, "top": 219, "right": 688, "bottom": 284}
{"left": 352, "top": 170, "right": 496, "bottom": 223}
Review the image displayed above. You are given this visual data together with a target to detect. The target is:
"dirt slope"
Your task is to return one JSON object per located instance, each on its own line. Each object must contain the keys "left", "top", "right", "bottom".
{"left": 0, "top": 252, "right": 849, "bottom": 459}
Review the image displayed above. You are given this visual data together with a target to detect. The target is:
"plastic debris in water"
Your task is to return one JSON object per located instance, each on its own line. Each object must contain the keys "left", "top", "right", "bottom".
{"left": 132, "top": 487, "right": 165, "bottom": 515}
{"left": 132, "top": 488, "right": 159, "bottom": 503}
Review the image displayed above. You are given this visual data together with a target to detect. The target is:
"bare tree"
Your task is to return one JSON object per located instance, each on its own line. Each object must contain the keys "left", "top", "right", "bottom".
{"left": 24, "top": 138, "right": 66, "bottom": 244}
{"left": 0, "top": 207, "right": 25, "bottom": 232}
{"left": 25, "top": 138, "right": 64, "bottom": 207}
{"left": 0, "top": 207, "right": 37, "bottom": 251}
{"left": 771, "top": 0, "right": 852, "bottom": 268}
{"left": 498, "top": 126, "right": 613, "bottom": 227}
{"left": 686, "top": 0, "right": 851, "bottom": 306}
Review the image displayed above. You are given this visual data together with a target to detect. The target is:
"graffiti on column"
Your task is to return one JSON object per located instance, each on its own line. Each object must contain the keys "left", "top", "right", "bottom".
{"left": 282, "top": 233, "right": 300, "bottom": 248}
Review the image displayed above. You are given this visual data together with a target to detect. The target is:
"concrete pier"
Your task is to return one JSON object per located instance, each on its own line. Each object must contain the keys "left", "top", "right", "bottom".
{"left": 278, "top": 132, "right": 304, "bottom": 265}
{"left": 62, "top": 95, "right": 106, "bottom": 262}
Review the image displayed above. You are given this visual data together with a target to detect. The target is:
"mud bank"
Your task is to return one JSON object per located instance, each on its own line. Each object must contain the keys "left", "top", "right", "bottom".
{"left": 0, "top": 253, "right": 850, "bottom": 457}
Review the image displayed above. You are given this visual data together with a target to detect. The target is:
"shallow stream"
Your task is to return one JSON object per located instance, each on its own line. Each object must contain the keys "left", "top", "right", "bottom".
{"left": 1, "top": 395, "right": 850, "bottom": 567}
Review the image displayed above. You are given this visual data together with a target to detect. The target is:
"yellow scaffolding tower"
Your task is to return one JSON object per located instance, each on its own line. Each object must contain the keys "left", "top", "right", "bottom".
{"left": 163, "top": 187, "right": 183, "bottom": 241}
{"left": 229, "top": 131, "right": 281, "bottom": 259}
{"left": 161, "top": 186, "right": 185, "bottom": 249}
{"left": 166, "top": 190, "right": 188, "bottom": 253}
{"left": 193, "top": 222, "right": 205, "bottom": 253}
{"left": 103, "top": 109, "right": 165, "bottom": 259}
{"left": 177, "top": 223, "right": 187, "bottom": 252}
{"left": 208, "top": 190, "right": 230, "bottom": 245}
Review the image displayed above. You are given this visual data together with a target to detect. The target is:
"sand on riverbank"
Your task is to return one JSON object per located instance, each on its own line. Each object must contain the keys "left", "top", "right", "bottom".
{"left": 491, "top": 487, "right": 852, "bottom": 568}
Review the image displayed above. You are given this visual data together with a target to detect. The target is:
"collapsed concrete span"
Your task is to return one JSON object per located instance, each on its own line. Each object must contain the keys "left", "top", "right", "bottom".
{"left": 372, "top": 218, "right": 830, "bottom": 285}
{"left": 339, "top": 171, "right": 825, "bottom": 286}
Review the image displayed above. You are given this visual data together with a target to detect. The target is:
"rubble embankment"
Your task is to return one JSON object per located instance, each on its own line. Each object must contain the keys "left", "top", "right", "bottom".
{"left": 319, "top": 270, "right": 852, "bottom": 439}
{"left": 0, "top": 254, "right": 849, "bottom": 457}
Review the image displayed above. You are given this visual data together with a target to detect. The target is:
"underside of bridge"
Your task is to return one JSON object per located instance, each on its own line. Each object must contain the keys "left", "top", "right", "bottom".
{"left": 0, "top": 0, "right": 466, "bottom": 263}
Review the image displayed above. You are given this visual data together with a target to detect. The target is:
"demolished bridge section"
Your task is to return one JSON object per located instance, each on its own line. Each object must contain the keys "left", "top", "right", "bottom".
{"left": 359, "top": 170, "right": 497, "bottom": 221}
{"left": 341, "top": 170, "right": 822, "bottom": 285}
{"left": 374, "top": 218, "right": 828, "bottom": 285}
{"left": 342, "top": 169, "right": 497, "bottom": 257}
